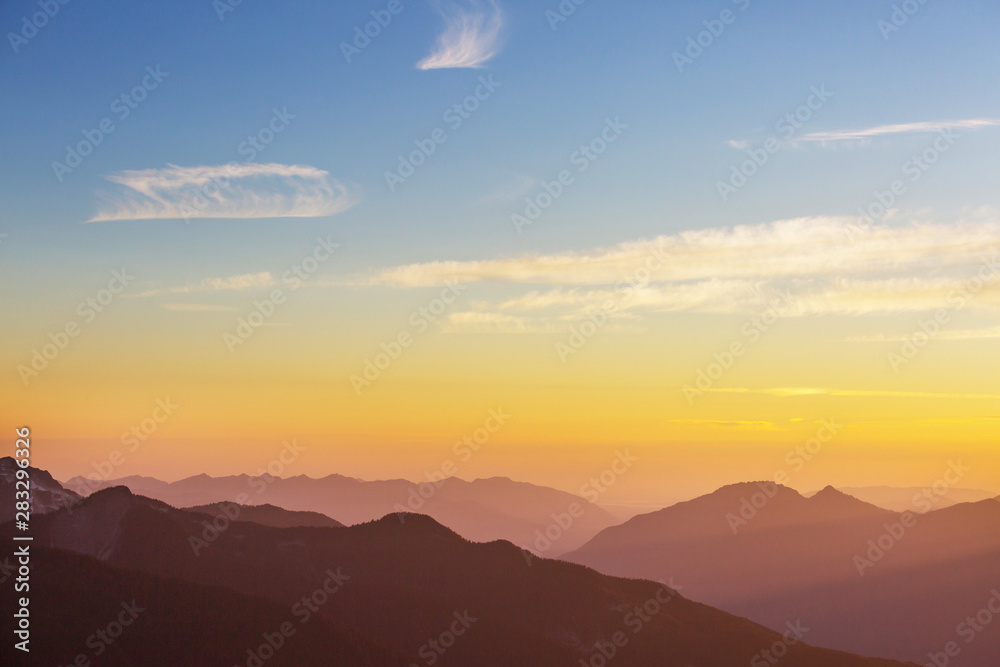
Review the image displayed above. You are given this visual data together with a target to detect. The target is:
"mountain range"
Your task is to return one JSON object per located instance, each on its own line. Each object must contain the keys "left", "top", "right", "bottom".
{"left": 829, "top": 485, "right": 999, "bottom": 512}
{"left": 563, "top": 481, "right": 1000, "bottom": 664}
{"left": 62, "top": 471, "right": 618, "bottom": 556}
{"left": 1, "top": 479, "right": 916, "bottom": 667}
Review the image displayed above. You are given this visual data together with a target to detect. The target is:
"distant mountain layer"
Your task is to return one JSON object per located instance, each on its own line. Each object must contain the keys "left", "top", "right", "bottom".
{"left": 0, "top": 456, "right": 80, "bottom": 523}
{"left": 184, "top": 502, "right": 344, "bottom": 528}
{"left": 62, "top": 472, "right": 616, "bottom": 556}
{"left": 4, "top": 486, "right": 916, "bottom": 666}
{"left": 563, "top": 482, "right": 1000, "bottom": 665}
{"left": 832, "top": 485, "right": 998, "bottom": 512}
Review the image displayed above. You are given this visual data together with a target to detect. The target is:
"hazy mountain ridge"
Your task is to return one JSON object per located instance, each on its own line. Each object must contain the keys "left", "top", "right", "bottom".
{"left": 2, "top": 483, "right": 916, "bottom": 667}
{"left": 831, "top": 485, "right": 999, "bottom": 512}
{"left": 564, "top": 482, "right": 1000, "bottom": 665}
{"left": 63, "top": 471, "right": 618, "bottom": 556}
{"left": 183, "top": 501, "right": 345, "bottom": 528}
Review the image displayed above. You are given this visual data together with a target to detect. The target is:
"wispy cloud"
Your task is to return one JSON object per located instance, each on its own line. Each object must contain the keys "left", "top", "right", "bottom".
{"left": 417, "top": 0, "right": 503, "bottom": 70}
{"left": 362, "top": 216, "right": 1000, "bottom": 288}
{"left": 442, "top": 312, "right": 560, "bottom": 333}
{"left": 665, "top": 419, "right": 777, "bottom": 429}
{"left": 440, "top": 310, "right": 645, "bottom": 334}
{"left": 88, "top": 163, "right": 356, "bottom": 222}
{"left": 138, "top": 272, "right": 275, "bottom": 297}
{"left": 846, "top": 326, "right": 1000, "bottom": 342}
{"left": 473, "top": 172, "right": 536, "bottom": 206}
{"left": 352, "top": 215, "right": 1000, "bottom": 327}
{"left": 700, "top": 387, "right": 1000, "bottom": 400}
{"left": 798, "top": 118, "right": 1000, "bottom": 144}
{"left": 161, "top": 303, "right": 241, "bottom": 312}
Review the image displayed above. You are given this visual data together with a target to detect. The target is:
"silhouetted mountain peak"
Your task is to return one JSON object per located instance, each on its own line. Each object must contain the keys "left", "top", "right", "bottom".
{"left": 372, "top": 511, "right": 451, "bottom": 529}
{"left": 707, "top": 480, "right": 802, "bottom": 502}
{"left": 90, "top": 484, "right": 135, "bottom": 500}
{"left": 360, "top": 512, "right": 471, "bottom": 543}
{"left": 80, "top": 485, "right": 178, "bottom": 518}
{"left": 811, "top": 485, "right": 857, "bottom": 502}
{"left": 182, "top": 502, "right": 344, "bottom": 528}
{"left": 1, "top": 456, "right": 62, "bottom": 488}
{"left": 1, "top": 457, "right": 83, "bottom": 521}
{"left": 808, "top": 486, "right": 890, "bottom": 516}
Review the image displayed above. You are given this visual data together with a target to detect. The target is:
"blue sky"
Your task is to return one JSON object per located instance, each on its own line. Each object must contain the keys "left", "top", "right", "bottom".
{"left": 4, "top": 0, "right": 1000, "bottom": 347}
{"left": 4, "top": 0, "right": 1000, "bottom": 492}
{"left": 4, "top": 0, "right": 1000, "bottom": 266}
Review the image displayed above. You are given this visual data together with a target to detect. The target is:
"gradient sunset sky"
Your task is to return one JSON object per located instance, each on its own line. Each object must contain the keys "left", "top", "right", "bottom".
{"left": 3, "top": 0, "right": 1000, "bottom": 504}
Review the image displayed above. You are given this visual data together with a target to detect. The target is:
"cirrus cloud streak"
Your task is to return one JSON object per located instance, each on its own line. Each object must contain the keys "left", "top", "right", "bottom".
{"left": 417, "top": 0, "right": 503, "bottom": 70}
{"left": 88, "top": 163, "right": 356, "bottom": 222}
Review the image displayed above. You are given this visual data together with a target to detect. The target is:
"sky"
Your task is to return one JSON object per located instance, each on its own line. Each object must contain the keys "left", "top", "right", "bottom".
{"left": 2, "top": 0, "right": 1000, "bottom": 505}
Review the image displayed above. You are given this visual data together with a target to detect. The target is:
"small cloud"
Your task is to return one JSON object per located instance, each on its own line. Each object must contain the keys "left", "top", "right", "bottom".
{"left": 846, "top": 326, "right": 1000, "bottom": 342}
{"left": 702, "top": 387, "right": 1000, "bottom": 400}
{"left": 139, "top": 272, "right": 275, "bottom": 297}
{"left": 442, "top": 312, "right": 559, "bottom": 333}
{"left": 798, "top": 118, "right": 1000, "bottom": 144}
{"left": 665, "top": 419, "right": 777, "bottom": 429}
{"left": 88, "top": 163, "right": 356, "bottom": 222}
{"left": 161, "top": 303, "right": 241, "bottom": 312}
{"left": 726, "top": 139, "right": 749, "bottom": 150}
{"left": 474, "top": 172, "right": 536, "bottom": 206}
{"left": 417, "top": 0, "right": 503, "bottom": 70}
